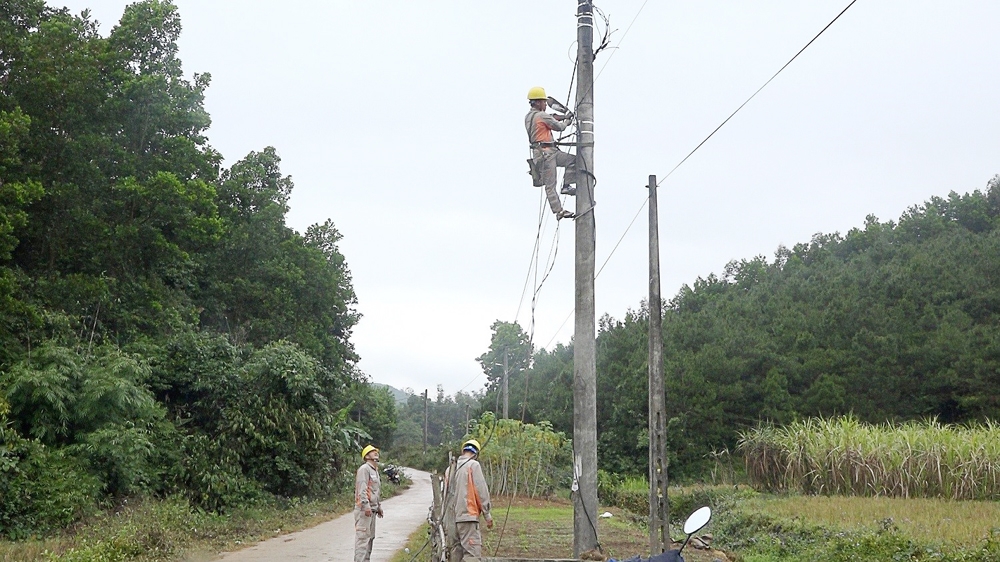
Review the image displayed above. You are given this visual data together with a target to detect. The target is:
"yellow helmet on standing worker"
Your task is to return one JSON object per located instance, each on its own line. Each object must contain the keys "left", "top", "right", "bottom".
{"left": 361, "top": 444, "right": 379, "bottom": 460}
{"left": 527, "top": 86, "right": 547, "bottom": 100}
{"left": 462, "top": 439, "right": 482, "bottom": 454}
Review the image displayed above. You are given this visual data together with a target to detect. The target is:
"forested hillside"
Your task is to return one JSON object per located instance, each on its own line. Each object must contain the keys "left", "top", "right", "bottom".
{"left": 483, "top": 180, "right": 1000, "bottom": 479}
{"left": 0, "top": 0, "right": 391, "bottom": 537}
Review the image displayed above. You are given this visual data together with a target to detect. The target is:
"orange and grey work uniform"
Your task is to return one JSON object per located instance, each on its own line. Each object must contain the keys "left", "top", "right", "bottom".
{"left": 525, "top": 109, "right": 578, "bottom": 215}
{"left": 354, "top": 462, "right": 381, "bottom": 562}
{"left": 446, "top": 457, "right": 493, "bottom": 562}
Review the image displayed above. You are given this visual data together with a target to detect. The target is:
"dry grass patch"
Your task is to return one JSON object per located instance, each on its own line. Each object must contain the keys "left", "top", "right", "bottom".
{"left": 747, "top": 494, "right": 1000, "bottom": 545}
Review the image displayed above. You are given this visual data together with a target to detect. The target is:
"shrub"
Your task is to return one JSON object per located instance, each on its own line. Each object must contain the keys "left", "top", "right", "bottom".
{"left": 148, "top": 334, "right": 364, "bottom": 508}
{"left": 71, "top": 422, "right": 160, "bottom": 498}
{"left": 596, "top": 467, "right": 753, "bottom": 527}
{"left": 2, "top": 344, "right": 170, "bottom": 498}
{"left": 601, "top": 475, "right": 651, "bottom": 515}
{"left": 0, "top": 429, "right": 100, "bottom": 539}
{"left": 167, "top": 431, "right": 263, "bottom": 513}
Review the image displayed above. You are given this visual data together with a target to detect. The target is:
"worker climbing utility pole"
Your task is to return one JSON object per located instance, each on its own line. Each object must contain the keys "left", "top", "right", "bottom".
{"left": 573, "top": 0, "right": 599, "bottom": 556}
{"left": 648, "top": 175, "right": 669, "bottom": 554}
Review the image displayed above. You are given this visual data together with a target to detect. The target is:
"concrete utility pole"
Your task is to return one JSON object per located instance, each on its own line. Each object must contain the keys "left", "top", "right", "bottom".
{"left": 647, "top": 175, "right": 670, "bottom": 553}
{"left": 423, "top": 388, "right": 429, "bottom": 452}
{"left": 573, "top": 0, "right": 599, "bottom": 555}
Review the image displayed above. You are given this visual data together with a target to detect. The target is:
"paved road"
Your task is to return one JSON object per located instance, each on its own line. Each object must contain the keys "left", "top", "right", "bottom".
{"left": 216, "top": 468, "right": 433, "bottom": 562}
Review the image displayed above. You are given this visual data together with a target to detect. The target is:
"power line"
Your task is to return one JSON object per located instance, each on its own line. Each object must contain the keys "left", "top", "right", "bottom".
{"left": 514, "top": 39, "right": 582, "bottom": 328}
{"left": 536, "top": 0, "right": 649, "bottom": 347}
{"left": 656, "top": 0, "right": 858, "bottom": 188}
{"left": 594, "top": 0, "right": 649, "bottom": 84}
{"left": 596, "top": 196, "right": 647, "bottom": 279}
{"left": 603, "top": 0, "right": 859, "bottom": 287}
{"left": 541, "top": 0, "right": 858, "bottom": 349}
{"left": 571, "top": 0, "right": 651, "bottom": 112}
{"left": 518, "top": 0, "right": 648, "bottom": 318}
{"left": 455, "top": 372, "right": 482, "bottom": 394}
{"left": 544, "top": 308, "right": 574, "bottom": 349}
{"left": 514, "top": 186, "right": 550, "bottom": 323}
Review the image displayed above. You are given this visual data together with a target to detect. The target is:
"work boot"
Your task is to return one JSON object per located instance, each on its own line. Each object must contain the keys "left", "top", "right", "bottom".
{"left": 560, "top": 185, "right": 577, "bottom": 196}
{"left": 556, "top": 210, "right": 575, "bottom": 220}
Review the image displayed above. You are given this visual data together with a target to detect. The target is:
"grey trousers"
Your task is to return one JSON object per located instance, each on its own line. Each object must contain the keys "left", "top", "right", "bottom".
{"left": 354, "top": 508, "right": 376, "bottom": 562}
{"left": 534, "top": 148, "right": 578, "bottom": 215}
{"left": 451, "top": 521, "right": 482, "bottom": 562}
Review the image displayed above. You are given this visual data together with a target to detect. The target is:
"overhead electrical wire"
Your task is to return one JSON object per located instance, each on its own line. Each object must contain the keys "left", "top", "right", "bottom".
{"left": 594, "top": 0, "right": 649, "bottom": 84}
{"left": 487, "top": 4, "right": 652, "bottom": 554}
{"left": 655, "top": 0, "right": 858, "bottom": 188}
{"left": 513, "top": 44, "right": 582, "bottom": 340}
{"left": 542, "top": 0, "right": 859, "bottom": 349}
{"left": 515, "top": 0, "right": 650, "bottom": 351}
{"left": 513, "top": 185, "right": 552, "bottom": 324}
{"left": 454, "top": 371, "right": 482, "bottom": 394}
{"left": 516, "top": 0, "right": 648, "bottom": 330}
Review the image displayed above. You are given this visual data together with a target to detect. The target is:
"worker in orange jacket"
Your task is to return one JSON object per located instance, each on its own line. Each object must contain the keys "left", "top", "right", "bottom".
{"left": 525, "top": 86, "right": 577, "bottom": 220}
{"left": 354, "top": 445, "right": 383, "bottom": 562}
{"left": 446, "top": 439, "right": 494, "bottom": 562}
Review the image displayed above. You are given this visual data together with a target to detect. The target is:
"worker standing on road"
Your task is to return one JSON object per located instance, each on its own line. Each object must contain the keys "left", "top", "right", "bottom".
{"left": 525, "top": 86, "right": 577, "bottom": 220}
{"left": 354, "top": 445, "right": 383, "bottom": 562}
{"left": 446, "top": 439, "right": 494, "bottom": 562}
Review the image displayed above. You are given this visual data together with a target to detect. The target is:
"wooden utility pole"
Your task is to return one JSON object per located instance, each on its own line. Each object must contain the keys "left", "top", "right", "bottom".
{"left": 423, "top": 388, "right": 429, "bottom": 452}
{"left": 648, "top": 175, "right": 669, "bottom": 553}
{"left": 502, "top": 349, "right": 509, "bottom": 419}
{"left": 573, "top": 0, "right": 599, "bottom": 555}
{"left": 465, "top": 404, "right": 471, "bottom": 435}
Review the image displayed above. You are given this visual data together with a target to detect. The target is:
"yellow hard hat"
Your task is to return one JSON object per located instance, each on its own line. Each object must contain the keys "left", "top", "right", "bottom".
{"left": 527, "top": 86, "right": 547, "bottom": 100}
{"left": 463, "top": 439, "right": 482, "bottom": 453}
{"left": 361, "top": 445, "right": 379, "bottom": 460}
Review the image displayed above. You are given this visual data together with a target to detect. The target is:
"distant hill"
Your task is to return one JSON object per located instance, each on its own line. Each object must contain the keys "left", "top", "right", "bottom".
{"left": 374, "top": 383, "right": 411, "bottom": 404}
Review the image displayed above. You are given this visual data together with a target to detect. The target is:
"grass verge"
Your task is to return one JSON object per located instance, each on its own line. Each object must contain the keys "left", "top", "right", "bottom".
{"left": 388, "top": 523, "right": 432, "bottom": 562}
{"left": 713, "top": 491, "right": 1000, "bottom": 561}
{"left": 0, "top": 479, "right": 408, "bottom": 561}
{"left": 276, "top": 480, "right": 1000, "bottom": 562}
{"left": 387, "top": 495, "right": 728, "bottom": 562}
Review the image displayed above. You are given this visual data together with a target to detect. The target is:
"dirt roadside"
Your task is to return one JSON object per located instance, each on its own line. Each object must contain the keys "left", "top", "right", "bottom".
{"left": 214, "top": 468, "right": 432, "bottom": 562}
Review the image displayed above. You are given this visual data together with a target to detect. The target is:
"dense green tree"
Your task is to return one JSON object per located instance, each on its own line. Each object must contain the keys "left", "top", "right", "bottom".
{"left": 518, "top": 344, "right": 574, "bottom": 429}
{"left": 393, "top": 386, "right": 480, "bottom": 449}
{"left": 0, "top": 0, "right": 384, "bottom": 535}
{"left": 490, "top": 179, "right": 1000, "bottom": 480}
{"left": 350, "top": 382, "right": 397, "bottom": 449}
{"left": 196, "top": 148, "right": 359, "bottom": 372}
{"left": 2, "top": 1, "right": 220, "bottom": 344}
{"left": 477, "top": 320, "right": 532, "bottom": 418}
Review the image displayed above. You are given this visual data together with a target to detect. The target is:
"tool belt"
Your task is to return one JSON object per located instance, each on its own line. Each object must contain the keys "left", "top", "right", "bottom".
{"left": 529, "top": 141, "right": 556, "bottom": 149}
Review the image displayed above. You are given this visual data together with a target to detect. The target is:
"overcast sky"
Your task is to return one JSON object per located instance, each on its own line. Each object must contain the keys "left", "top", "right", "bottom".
{"left": 55, "top": 1, "right": 1000, "bottom": 396}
